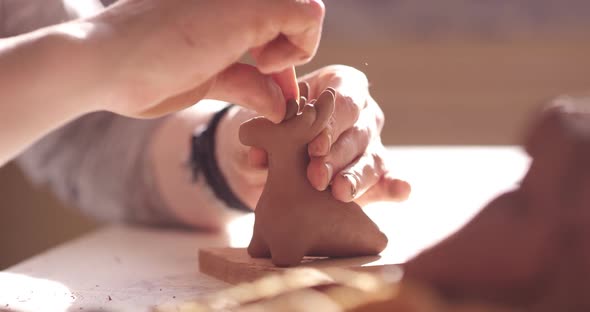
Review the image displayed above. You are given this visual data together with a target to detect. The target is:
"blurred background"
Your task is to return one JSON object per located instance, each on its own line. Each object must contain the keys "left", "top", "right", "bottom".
{"left": 1, "top": 0, "right": 589, "bottom": 269}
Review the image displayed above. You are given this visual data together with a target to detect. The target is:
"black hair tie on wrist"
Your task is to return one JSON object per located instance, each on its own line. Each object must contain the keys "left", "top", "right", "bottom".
{"left": 189, "top": 105, "right": 251, "bottom": 212}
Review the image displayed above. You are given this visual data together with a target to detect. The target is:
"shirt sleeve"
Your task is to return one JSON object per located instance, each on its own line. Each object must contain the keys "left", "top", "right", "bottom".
{"left": 16, "top": 113, "right": 185, "bottom": 226}
{"left": 2, "top": 0, "right": 70, "bottom": 37}
{"left": 5, "top": 0, "right": 187, "bottom": 226}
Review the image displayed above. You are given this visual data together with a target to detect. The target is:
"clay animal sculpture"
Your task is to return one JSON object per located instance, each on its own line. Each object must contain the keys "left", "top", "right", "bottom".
{"left": 239, "top": 88, "right": 388, "bottom": 267}
{"left": 404, "top": 97, "right": 590, "bottom": 311}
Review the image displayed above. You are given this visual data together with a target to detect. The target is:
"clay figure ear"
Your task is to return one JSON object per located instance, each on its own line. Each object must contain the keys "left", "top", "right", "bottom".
{"left": 239, "top": 117, "right": 275, "bottom": 148}
{"left": 309, "top": 88, "right": 336, "bottom": 135}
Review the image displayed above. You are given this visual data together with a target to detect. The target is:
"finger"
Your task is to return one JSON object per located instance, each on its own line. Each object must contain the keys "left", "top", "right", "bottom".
{"left": 271, "top": 66, "right": 299, "bottom": 101}
{"left": 307, "top": 125, "right": 371, "bottom": 191}
{"left": 253, "top": 1, "right": 325, "bottom": 74}
{"left": 300, "top": 66, "right": 371, "bottom": 155}
{"left": 330, "top": 151, "right": 385, "bottom": 202}
{"left": 310, "top": 88, "right": 336, "bottom": 131}
{"left": 308, "top": 128, "right": 332, "bottom": 157}
{"left": 355, "top": 176, "right": 411, "bottom": 207}
{"left": 307, "top": 88, "right": 336, "bottom": 156}
{"left": 248, "top": 147, "right": 268, "bottom": 169}
{"left": 301, "top": 65, "right": 370, "bottom": 106}
{"left": 299, "top": 81, "right": 310, "bottom": 100}
{"left": 308, "top": 88, "right": 362, "bottom": 157}
{"left": 205, "top": 63, "right": 285, "bottom": 123}
{"left": 368, "top": 95, "right": 385, "bottom": 133}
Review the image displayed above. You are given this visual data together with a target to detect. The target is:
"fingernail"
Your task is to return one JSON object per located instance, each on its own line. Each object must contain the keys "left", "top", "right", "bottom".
{"left": 342, "top": 173, "right": 357, "bottom": 200}
{"left": 323, "top": 163, "right": 333, "bottom": 190}
{"left": 325, "top": 87, "right": 336, "bottom": 97}
{"left": 298, "top": 82, "right": 310, "bottom": 100}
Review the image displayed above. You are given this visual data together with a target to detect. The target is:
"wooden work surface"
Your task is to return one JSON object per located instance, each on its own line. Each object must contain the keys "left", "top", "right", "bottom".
{"left": 0, "top": 147, "right": 530, "bottom": 312}
{"left": 198, "top": 248, "right": 402, "bottom": 285}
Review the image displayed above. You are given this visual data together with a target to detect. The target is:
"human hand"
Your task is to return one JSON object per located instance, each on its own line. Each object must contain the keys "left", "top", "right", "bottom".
{"left": 89, "top": 0, "right": 324, "bottom": 121}
{"left": 248, "top": 65, "right": 411, "bottom": 205}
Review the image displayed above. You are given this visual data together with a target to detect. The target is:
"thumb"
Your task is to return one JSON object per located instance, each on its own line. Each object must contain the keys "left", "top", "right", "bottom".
{"left": 270, "top": 66, "right": 300, "bottom": 102}
{"left": 206, "top": 63, "right": 286, "bottom": 123}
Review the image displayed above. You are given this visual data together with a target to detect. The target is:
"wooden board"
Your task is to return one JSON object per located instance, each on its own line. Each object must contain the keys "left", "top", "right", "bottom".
{"left": 199, "top": 247, "right": 400, "bottom": 284}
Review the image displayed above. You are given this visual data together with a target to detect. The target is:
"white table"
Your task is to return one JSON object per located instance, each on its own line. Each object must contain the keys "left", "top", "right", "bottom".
{"left": 0, "top": 147, "right": 531, "bottom": 312}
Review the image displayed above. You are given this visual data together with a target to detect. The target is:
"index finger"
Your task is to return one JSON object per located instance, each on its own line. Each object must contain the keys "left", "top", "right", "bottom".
{"left": 303, "top": 66, "right": 370, "bottom": 157}
{"left": 271, "top": 66, "right": 300, "bottom": 102}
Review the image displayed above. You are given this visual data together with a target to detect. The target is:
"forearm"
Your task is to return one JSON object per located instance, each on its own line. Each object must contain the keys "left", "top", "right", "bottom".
{"left": 17, "top": 112, "right": 181, "bottom": 225}
{"left": 0, "top": 21, "right": 110, "bottom": 165}
{"left": 17, "top": 102, "right": 249, "bottom": 229}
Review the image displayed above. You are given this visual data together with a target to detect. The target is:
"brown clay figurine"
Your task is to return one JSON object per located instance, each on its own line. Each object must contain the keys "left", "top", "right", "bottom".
{"left": 239, "top": 88, "right": 388, "bottom": 267}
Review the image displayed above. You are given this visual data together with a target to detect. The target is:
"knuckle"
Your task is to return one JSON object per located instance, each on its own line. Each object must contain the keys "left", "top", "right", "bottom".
{"left": 356, "top": 126, "right": 371, "bottom": 146}
{"left": 248, "top": 3, "right": 278, "bottom": 46}
{"left": 368, "top": 150, "right": 386, "bottom": 173}
{"left": 326, "top": 65, "right": 368, "bottom": 82}
{"left": 370, "top": 151, "right": 383, "bottom": 167}
{"left": 351, "top": 154, "right": 380, "bottom": 186}
{"left": 340, "top": 94, "right": 361, "bottom": 122}
{"left": 309, "top": 0, "right": 326, "bottom": 18}
{"left": 373, "top": 101, "right": 385, "bottom": 131}
{"left": 345, "top": 66, "right": 370, "bottom": 88}
{"left": 327, "top": 115, "right": 336, "bottom": 131}
{"left": 338, "top": 133, "right": 357, "bottom": 152}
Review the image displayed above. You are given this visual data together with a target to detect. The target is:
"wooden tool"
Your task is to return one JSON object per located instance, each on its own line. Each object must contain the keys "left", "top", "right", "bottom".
{"left": 199, "top": 247, "right": 400, "bottom": 285}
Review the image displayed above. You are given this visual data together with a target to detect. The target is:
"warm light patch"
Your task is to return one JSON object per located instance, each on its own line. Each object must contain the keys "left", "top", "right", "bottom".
{"left": 225, "top": 213, "right": 255, "bottom": 248}
{"left": 0, "top": 273, "right": 73, "bottom": 312}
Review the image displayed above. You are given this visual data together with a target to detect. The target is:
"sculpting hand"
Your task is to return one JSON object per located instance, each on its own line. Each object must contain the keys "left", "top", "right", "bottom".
{"left": 249, "top": 65, "right": 411, "bottom": 205}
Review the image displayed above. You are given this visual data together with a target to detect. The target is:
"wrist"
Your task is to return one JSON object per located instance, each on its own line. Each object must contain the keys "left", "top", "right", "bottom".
{"left": 197, "top": 105, "right": 254, "bottom": 211}
{"left": 215, "top": 106, "right": 248, "bottom": 205}
{"left": 215, "top": 106, "right": 265, "bottom": 210}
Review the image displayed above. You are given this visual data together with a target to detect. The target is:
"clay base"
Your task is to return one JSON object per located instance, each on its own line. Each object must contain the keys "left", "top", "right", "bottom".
{"left": 199, "top": 247, "right": 398, "bottom": 284}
